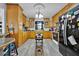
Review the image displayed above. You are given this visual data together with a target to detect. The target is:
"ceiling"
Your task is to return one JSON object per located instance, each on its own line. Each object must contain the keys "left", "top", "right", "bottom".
{"left": 19, "top": 3, "right": 67, "bottom": 18}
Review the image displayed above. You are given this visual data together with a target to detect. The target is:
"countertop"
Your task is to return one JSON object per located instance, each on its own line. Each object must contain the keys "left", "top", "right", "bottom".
{"left": 0, "top": 38, "right": 15, "bottom": 48}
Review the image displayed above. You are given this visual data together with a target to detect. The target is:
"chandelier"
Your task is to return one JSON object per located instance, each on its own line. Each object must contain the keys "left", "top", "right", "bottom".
{"left": 33, "top": 3, "right": 45, "bottom": 19}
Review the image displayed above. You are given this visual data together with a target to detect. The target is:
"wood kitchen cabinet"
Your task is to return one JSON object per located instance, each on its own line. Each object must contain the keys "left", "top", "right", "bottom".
{"left": 6, "top": 4, "right": 27, "bottom": 47}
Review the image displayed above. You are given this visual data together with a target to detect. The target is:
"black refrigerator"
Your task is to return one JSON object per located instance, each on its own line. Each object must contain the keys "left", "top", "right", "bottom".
{"left": 59, "top": 5, "right": 79, "bottom": 56}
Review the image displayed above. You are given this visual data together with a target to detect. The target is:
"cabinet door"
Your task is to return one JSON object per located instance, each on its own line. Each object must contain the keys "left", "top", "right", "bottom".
{"left": 44, "top": 18, "right": 50, "bottom": 28}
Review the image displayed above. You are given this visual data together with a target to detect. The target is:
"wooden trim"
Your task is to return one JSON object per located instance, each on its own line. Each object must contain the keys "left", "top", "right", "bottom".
{"left": 23, "top": 13, "right": 27, "bottom": 18}
{"left": 52, "top": 3, "right": 75, "bottom": 23}
{"left": 52, "top": 3, "right": 75, "bottom": 18}
{"left": 6, "top": 3, "right": 23, "bottom": 11}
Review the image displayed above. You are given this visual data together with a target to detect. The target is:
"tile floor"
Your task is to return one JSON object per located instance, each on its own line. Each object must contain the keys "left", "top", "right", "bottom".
{"left": 17, "top": 39, "right": 62, "bottom": 56}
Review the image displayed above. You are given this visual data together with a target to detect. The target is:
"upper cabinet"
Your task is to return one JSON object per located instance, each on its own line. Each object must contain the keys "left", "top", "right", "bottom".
{"left": 44, "top": 18, "right": 51, "bottom": 28}
{"left": 29, "top": 18, "right": 35, "bottom": 28}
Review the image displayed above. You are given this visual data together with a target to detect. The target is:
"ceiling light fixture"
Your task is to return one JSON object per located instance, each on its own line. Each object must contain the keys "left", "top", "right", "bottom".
{"left": 34, "top": 3, "right": 45, "bottom": 19}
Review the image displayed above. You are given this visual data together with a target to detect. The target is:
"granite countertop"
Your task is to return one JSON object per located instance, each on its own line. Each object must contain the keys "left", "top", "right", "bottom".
{"left": 0, "top": 38, "right": 15, "bottom": 48}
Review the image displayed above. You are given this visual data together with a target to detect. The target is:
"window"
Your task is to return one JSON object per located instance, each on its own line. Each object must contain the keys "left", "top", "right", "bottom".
{"left": 35, "top": 21, "right": 44, "bottom": 30}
